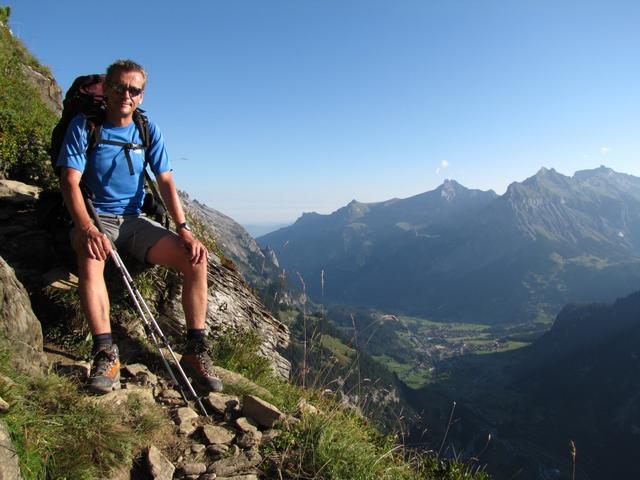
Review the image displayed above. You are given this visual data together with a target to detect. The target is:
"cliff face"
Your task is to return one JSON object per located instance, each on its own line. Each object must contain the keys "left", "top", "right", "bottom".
{"left": 180, "top": 192, "right": 305, "bottom": 311}
{"left": 158, "top": 254, "right": 291, "bottom": 379}
{"left": 22, "top": 63, "right": 62, "bottom": 116}
{"left": 0, "top": 254, "right": 46, "bottom": 374}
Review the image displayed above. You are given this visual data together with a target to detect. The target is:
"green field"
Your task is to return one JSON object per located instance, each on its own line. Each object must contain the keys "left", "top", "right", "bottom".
{"left": 370, "top": 314, "right": 545, "bottom": 389}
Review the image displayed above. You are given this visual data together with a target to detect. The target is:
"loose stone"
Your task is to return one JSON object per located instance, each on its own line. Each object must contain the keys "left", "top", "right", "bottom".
{"left": 242, "top": 395, "right": 283, "bottom": 428}
{"left": 147, "top": 445, "right": 175, "bottom": 480}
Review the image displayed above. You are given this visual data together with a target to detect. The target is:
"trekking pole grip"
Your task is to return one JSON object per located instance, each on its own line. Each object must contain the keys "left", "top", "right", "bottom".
{"left": 83, "top": 195, "right": 107, "bottom": 235}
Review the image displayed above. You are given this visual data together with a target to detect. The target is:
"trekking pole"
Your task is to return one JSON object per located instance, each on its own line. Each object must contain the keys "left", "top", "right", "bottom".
{"left": 84, "top": 196, "right": 209, "bottom": 418}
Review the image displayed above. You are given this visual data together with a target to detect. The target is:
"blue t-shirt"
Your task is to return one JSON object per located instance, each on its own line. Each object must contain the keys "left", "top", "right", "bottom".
{"left": 56, "top": 114, "right": 171, "bottom": 214}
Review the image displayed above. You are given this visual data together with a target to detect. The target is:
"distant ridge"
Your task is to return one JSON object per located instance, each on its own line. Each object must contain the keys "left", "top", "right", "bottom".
{"left": 258, "top": 166, "right": 640, "bottom": 323}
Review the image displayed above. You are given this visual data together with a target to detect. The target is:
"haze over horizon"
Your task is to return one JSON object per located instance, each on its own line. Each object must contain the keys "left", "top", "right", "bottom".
{"left": 6, "top": 1, "right": 640, "bottom": 224}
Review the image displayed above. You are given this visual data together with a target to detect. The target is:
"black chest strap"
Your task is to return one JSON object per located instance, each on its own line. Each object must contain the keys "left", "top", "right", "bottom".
{"left": 90, "top": 124, "right": 146, "bottom": 175}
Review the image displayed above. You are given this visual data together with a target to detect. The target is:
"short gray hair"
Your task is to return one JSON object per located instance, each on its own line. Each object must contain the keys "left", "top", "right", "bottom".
{"left": 106, "top": 59, "right": 147, "bottom": 87}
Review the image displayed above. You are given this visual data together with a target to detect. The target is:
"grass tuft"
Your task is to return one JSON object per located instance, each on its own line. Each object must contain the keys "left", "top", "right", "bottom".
{"left": 0, "top": 340, "right": 169, "bottom": 479}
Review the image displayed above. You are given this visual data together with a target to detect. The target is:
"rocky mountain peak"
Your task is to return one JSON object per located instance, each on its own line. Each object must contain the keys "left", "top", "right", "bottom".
{"left": 573, "top": 165, "right": 615, "bottom": 181}
{"left": 331, "top": 199, "right": 370, "bottom": 222}
{"left": 437, "top": 179, "right": 465, "bottom": 201}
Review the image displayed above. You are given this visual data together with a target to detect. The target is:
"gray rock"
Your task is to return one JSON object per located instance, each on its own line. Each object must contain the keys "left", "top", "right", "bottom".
{"left": 295, "top": 397, "right": 320, "bottom": 417}
{"left": 242, "top": 395, "right": 283, "bottom": 428}
{"left": 179, "top": 463, "right": 207, "bottom": 476}
{"left": 210, "top": 368, "right": 270, "bottom": 399}
{"left": 0, "top": 256, "right": 45, "bottom": 374}
{"left": 206, "top": 443, "right": 229, "bottom": 456}
{"left": 91, "top": 385, "right": 155, "bottom": 408}
{"left": 261, "top": 429, "right": 281, "bottom": 445}
{"left": 0, "top": 180, "right": 40, "bottom": 205}
{"left": 0, "top": 421, "right": 22, "bottom": 479}
{"left": 236, "top": 429, "right": 262, "bottom": 449}
{"left": 235, "top": 417, "right": 259, "bottom": 433}
{"left": 217, "top": 476, "right": 259, "bottom": 480}
{"left": 191, "top": 443, "right": 206, "bottom": 454}
{"left": 147, "top": 445, "right": 175, "bottom": 480}
{"left": 122, "top": 363, "right": 158, "bottom": 386}
{"left": 176, "top": 406, "right": 200, "bottom": 435}
{"left": 201, "top": 424, "right": 236, "bottom": 445}
{"left": 204, "top": 392, "right": 240, "bottom": 415}
{"left": 0, "top": 396, "right": 9, "bottom": 413}
{"left": 285, "top": 415, "right": 301, "bottom": 427}
{"left": 21, "top": 64, "right": 62, "bottom": 115}
{"left": 208, "top": 450, "right": 262, "bottom": 476}
{"left": 41, "top": 267, "right": 78, "bottom": 290}
{"left": 158, "top": 387, "right": 184, "bottom": 400}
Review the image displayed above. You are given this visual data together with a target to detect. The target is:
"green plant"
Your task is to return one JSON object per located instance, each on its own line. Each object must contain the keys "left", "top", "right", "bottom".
{"left": 0, "top": 6, "right": 10, "bottom": 25}
{"left": 210, "top": 328, "right": 273, "bottom": 383}
{"left": 0, "top": 340, "right": 168, "bottom": 479}
{"left": 0, "top": 20, "right": 57, "bottom": 187}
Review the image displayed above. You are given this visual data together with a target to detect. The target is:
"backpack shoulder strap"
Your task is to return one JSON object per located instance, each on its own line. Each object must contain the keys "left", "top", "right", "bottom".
{"left": 85, "top": 115, "right": 102, "bottom": 157}
{"left": 133, "top": 109, "right": 151, "bottom": 151}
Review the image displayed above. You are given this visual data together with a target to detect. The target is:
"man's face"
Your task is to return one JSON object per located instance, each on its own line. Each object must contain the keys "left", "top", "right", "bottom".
{"left": 104, "top": 70, "right": 145, "bottom": 120}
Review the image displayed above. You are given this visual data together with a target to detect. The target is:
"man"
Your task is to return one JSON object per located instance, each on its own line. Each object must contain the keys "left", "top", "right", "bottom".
{"left": 57, "top": 59, "right": 222, "bottom": 394}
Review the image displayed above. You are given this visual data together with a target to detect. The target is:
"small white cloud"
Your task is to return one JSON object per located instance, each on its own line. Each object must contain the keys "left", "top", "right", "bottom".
{"left": 600, "top": 147, "right": 612, "bottom": 155}
{"left": 436, "top": 160, "right": 449, "bottom": 174}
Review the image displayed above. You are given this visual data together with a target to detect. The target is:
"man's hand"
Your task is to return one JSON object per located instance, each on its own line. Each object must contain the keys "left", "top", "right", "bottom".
{"left": 76, "top": 224, "right": 112, "bottom": 261}
{"left": 178, "top": 230, "right": 208, "bottom": 264}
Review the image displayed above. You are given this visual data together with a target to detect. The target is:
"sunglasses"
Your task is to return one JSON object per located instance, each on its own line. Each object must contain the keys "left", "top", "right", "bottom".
{"left": 109, "top": 82, "right": 144, "bottom": 97}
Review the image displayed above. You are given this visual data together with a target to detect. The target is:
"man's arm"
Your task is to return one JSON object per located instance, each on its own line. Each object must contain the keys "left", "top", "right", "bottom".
{"left": 156, "top": 170, "right": 207, "bottom": 265}
{"left": 59, "top": 167, "right": 111, "bottom": 261}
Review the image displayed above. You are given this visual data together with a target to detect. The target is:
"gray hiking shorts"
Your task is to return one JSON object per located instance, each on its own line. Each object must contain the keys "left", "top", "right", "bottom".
{"left": 96, "top": 213, "right": 170, "bottom": 264}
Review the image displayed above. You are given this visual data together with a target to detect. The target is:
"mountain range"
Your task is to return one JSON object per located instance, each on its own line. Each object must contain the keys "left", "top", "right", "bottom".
{"left": 258, "top": 166, "right": 640, "bottom": 323}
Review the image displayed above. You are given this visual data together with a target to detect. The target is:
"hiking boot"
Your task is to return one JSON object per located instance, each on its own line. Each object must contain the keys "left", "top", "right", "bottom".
{"left": 179, "top": 339, "right": 223, "bottom": 393}
{"left": 87, "top": 344, "right": 121, "bottom": 394}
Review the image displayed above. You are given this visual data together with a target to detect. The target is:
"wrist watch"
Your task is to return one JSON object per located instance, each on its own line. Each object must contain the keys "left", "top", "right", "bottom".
{"left": 177, "top": 222, "right": 192, "bottom": 232}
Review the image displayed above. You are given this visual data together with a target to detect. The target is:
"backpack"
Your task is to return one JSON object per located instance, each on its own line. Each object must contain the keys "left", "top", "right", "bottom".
{"left": 49, "top": 74, "right": 169, "bottom": 227}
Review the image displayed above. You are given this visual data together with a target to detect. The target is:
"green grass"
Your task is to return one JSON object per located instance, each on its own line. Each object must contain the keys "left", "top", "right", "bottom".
{"left": 0, "top": 340, "right": 169, "bottom": 480}
{"left": 0, "top": 18, "right": 58, "bottom": 188}
{"left": 209, "top": 327, "right": 491, "bottom": 480}
{"left": 320, "top": 334, "right": 356, "bottom": 363}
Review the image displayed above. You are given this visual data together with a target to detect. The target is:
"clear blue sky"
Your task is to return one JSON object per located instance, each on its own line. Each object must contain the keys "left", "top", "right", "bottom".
{"left": 5, "top": 1, "right": 640, "bottom": 224}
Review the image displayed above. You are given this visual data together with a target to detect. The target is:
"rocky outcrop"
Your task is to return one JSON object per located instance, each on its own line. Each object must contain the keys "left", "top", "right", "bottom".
{"left": 21, "top": 64, "right": 62, "bottom": 116}
{"left": 159, "top": 254, "right": 291, "bottom": 379}
{"left": 0, "top": 255, "right": 45, "bottom": 373}
{"left": 180, "top": 193, "right": 305, "bottom": 311}
{"left": 0, "top": 421, "right": 22, "bottom": 480}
